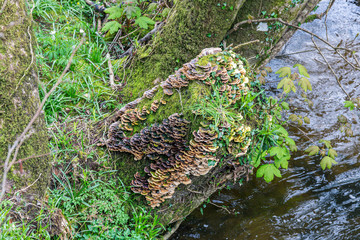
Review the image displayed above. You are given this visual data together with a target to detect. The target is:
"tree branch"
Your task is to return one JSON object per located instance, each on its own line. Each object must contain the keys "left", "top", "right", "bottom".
{"left": 228, "top": 17, "right": 360, "bottom": 71}
{"left": 311, "top": 36, "right": 351, "bottom": 99}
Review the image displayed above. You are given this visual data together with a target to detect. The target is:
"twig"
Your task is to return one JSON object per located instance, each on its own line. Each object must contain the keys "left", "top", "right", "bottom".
{"left": 0, "top": 0, "right": 8, "bottom": 15}
{"left": 0, "top": 153, "right": 51, "bottom": 169}
{"left": 108, "top": 29, "right": 122, "bottom": 52}
{"left": 313, "top": 0, "right": 335, "bottom": 19}
{"left": 287, "top": 121, "right": 317, "bottom": 145}
{"left": 209, "top": 201, "right": 232, "bottom": 214}
{"left": 97, "top": 16, "right": 102, "bottom": 32}
{"left": 14, "top": 26, "right": 34, "bottom": 94}
{"left": 232, "top": 40, "right": 260, "bottom": 51}
{"left": 0, "top": 33, "right": 86, "bottom": 201}
{"left": 117, "top": 22, "right": 164, "bottom": 59}
{"left": 275, "top": 49, "right": 316, "bottom": 57}
{"left": 162, "top": 220, "right": 183, "bottom": 240}
{"left": 107, "top": 53, "right": 121, "bottom": 90}
{"left": 228, "top": 17, "right": 360, "bottom": 71}
{"left": 311, "top": 36, "right": 351, "bottom": 99}
{"left": 176, "top": 89, "right": 184, "bottom": 114}
{"left": 9, "top": 173, "right": 42, "bottom": 201}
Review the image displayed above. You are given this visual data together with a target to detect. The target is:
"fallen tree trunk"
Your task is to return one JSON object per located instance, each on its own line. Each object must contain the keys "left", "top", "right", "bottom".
{"left": 96, "top": 0, "right": 320, "bottom": 228}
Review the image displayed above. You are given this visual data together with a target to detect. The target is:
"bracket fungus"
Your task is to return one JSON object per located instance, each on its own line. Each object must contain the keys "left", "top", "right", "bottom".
{"left": 104, "top": 48, "right": 253, "bottom": 208}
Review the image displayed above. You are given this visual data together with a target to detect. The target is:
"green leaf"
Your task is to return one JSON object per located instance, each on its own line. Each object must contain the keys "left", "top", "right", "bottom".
{"left": 273, "top": 125, "right": 289, "bottom": 137}
{"left": 328, "top": 149, "right": 338, "bottom": 159}
{"left": 298, "top": 77, "right": 312, "bottom": 92}
{"left": 289, "top": 114, "right": 298, "bottom": 122}
{"left": 337, "top": 115, "right": 348, "bottom": 123}
{"left": 105, "top": 6, "right": 123, "bottom": 20}
{"left": 345, "top": 128, "right": 353, "bottom": 137}
{"left": 256, "top": 164, "right": 282, "bottom": 182}
{"left": 320, "top": 156, "right": 337, "bottom": 170}
{"left": 285, "top": 137, "right": 297, "bottom": 152}
{"left": 274, "top": 156, "right": 289, "bottom": 169}
{"left": 319, "top": 139, "right": 332, "bottom": 148}
{"left": 147, "top": 2, "right": 158, "bottom": 12}
{"left": 281, "top": 101, "right": 289, "bottom": 110}
{"left": 344, "top": 101, "right": 355, "bottom": 110}
{"left": 305, "top": 145, "right": 319, "bottom": 156}
{"left": 162, "top": 8, "right": 171, "bottom": 18}
{"left": 293, "top": 63, "right": 310, "bottom": 77}
{"left": 269, "top": 146, "right": 287, "bottom": 158}
{"left": 297, "top": 118, "right": 303, "bottom": 126}
{"left": 277, "top": 77, "right": 295, "bottom": 94}
{"left": 124, "top": 5, "right": 141, "bottom": 18}
{"left": 303, "top": 116, "right": 310, "bottom": 124}
{"left": 276, "top": 67, "right": 291, "bottom": 77}
{"left": 102, "top": 21, "right": 122, "bottom": 34}
{"left": 135, "top": 16, "right": 156, "bottom": 29}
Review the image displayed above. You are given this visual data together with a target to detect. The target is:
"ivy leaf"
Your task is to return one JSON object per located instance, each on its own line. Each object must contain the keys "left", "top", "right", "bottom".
{"left": 256, "top": 164, "right": 282, "bottom": 182}
{"left": 293, "top": 63, "right": 310, "bottom": 77}
{"left": 328, "top": 149, "right": 338, "bottom": 159}
{"left": 276, "top": 67, "right": 291, "bottom": 77}
{"left": 105, "top": 6, "right": 123, "bottom": 20}
{"left": 298, "top": 77, "right": 312, "bottom": 92}
{"left": 274, "top": 156, "right": 289, "bottom": 169}
{"left": 305, "top": 145, "right": 319, "bottom": 156}
{"left": 135, "top": 16, "right": 156, "bottom": 29}
{"left": 102, "top": 21, "right": 122, "bottom": 34}
{"left": 344, "top": 101, "right": 355, "bottom": 110}
{"left": 319, "top": 139, "right": 332, "bottom": 148}
{"left": 320, "top": 156, "right": 337, "bottom": 170}
{"left": 281, "top": 101, "right": 290, "bottom": 110}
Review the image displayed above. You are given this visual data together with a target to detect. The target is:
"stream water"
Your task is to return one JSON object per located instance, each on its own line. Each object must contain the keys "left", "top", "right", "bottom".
{"left": 172, "top": 1, "right": 360, "bottom": 239}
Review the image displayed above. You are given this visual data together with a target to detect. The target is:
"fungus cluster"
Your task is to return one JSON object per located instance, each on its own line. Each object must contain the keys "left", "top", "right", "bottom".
{"left": 131, "top": 125, "right": 219, "bottom": 208}
{"left": 105, "top": 48, "right": 253, "bottom": 208}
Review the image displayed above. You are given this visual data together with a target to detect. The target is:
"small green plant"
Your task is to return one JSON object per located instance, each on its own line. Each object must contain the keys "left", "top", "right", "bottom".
{"left": 0, "top": 200, "right": 51, "bottom": 239}
{"left": 305, "top": 140, "right": 338, "bottom": 170}
{"left": 102, "top": 0, "right": 155, "bottom": 34}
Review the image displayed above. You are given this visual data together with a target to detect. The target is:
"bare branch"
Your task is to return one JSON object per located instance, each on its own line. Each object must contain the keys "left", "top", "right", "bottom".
{"left": 229, "top": 17, "right": 360, "bottom": 71}
{"left": 311, "top": 36, "right": 351, "bottom": 99}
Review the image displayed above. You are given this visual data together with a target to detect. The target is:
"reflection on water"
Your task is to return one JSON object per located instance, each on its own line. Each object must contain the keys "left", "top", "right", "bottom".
{"left": 172, "top": 0, "right": 360, "bottom": 239}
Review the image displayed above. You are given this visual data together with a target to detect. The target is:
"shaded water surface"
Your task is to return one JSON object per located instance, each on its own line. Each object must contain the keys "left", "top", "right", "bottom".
{"left": 172, "top": 1, "right": 360, "bottom": 239}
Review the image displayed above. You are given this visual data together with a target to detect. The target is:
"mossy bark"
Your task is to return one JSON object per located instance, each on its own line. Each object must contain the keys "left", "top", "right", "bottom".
{"left": 121, "top": 0, "right": 246, "bottom": 102}
{"left": 98, "top": 0, "right": 320, "bottom": 228}
{"left": 0, "top": 0, "right": 50, "bottom": 200}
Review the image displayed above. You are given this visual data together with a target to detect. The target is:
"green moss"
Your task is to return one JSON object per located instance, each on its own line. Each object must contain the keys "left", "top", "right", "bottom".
{"left": 305, "top": 14, "right": 318, "bottom": 22}
{"left": 0, "top": 0, "right": 50, "bottom": 198}
{"left": 120, "top": 0, "right": 246, "bottom": 103}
